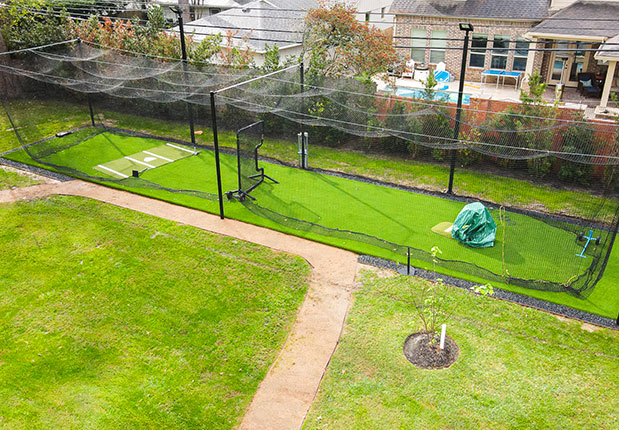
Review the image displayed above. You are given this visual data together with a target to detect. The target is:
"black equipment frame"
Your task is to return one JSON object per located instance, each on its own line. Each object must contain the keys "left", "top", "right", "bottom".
{"left": 226, "top": 120, "right": 278, "bottom": 201}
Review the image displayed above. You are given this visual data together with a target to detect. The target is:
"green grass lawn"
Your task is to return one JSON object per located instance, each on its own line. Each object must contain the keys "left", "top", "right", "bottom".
{"left": 4, "top": 127, "right": 619, "bottom": 319}
{"left": 0, "top": 195, "right": 309, "bottom": 429}
{"left": 303, "top": 270, "right": 619, "bottom": 430}
{"left": 2, "top": 100, "right": 618, "bottom": 319}
{"left": 0, "top": 166, "right": 41, "bottom": 189}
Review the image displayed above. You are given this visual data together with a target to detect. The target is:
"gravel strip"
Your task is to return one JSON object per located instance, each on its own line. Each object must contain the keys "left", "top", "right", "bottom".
{"left": 0, "top": 157, "right": 73, "bottom": 182}
{"left": 359, "top": 255, "right": 618, "bottom": 330}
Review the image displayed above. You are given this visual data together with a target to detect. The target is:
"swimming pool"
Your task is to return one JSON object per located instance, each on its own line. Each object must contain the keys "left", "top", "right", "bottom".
{"left": 388, "top": 87, "right": 471, "bottom": 105}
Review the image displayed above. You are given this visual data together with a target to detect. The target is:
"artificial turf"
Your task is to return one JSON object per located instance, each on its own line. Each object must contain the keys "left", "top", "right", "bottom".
{"left": 0, "top": 195, "right": 309, "bottom": 429}
{"left": 302, "top": 270, "right": 619, "bottom": 430}
{"left": 3, "top": 128, "right": 618, "bottom": 319}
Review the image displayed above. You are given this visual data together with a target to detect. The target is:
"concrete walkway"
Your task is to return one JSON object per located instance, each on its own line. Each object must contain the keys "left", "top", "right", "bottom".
{"left": 0, "top": 180, "right": 360, "bottom": 430}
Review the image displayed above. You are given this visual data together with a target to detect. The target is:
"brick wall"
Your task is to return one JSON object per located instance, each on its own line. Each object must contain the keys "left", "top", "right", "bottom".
{"left": 393, "top": 15, "right": 538, "bottom": 82}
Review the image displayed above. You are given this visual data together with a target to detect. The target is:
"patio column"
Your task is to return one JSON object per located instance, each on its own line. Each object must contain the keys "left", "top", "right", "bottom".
{"left": 523, "top": 39, "right": 538, "bottom": 88}
{"left": 600, "top": 60, "right": 617, "bottom": 108}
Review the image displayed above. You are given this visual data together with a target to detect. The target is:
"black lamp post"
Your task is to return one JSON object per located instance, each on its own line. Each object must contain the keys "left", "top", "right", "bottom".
{"left": 171, "top": 6, "right": 196, "bottom": 147}
{"left": 447, "top": 22, "right": 473, "bottom": 195}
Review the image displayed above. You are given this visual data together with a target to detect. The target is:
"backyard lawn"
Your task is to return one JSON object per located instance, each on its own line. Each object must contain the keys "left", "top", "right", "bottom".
{"left": 0, "top": 195, "right": 309, "bottom": 429}
{"left": 0, "top": 165, "right": 40, "bottom": 189}
{"left": 303, "top": 269, "right": 619, "bottom": 430}
{"left": 1, "top": 100, "right": 618, "bottom": 320}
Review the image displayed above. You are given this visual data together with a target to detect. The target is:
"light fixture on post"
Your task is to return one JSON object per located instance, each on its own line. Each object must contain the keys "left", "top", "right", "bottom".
{"left": 447, "top": 22, "right": 474, "bottom": 194}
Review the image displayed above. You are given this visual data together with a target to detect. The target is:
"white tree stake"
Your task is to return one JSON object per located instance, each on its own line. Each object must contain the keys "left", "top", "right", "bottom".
{"left": 440, "top": 324, "right": 446, "bottom": 350}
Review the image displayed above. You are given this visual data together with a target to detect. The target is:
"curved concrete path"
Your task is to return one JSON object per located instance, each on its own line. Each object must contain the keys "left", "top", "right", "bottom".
{"left": 0, "top": 180, "right": 360, "bottom": 430}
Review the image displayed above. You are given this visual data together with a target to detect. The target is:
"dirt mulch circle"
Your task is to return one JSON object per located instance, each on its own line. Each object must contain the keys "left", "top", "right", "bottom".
{"left": 403, "top": 332, "right": 459, "bottom": 370}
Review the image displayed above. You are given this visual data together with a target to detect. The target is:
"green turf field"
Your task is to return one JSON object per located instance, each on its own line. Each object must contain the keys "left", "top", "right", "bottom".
{"left": 3, "top": 128, "right": 618, "bottom": 319}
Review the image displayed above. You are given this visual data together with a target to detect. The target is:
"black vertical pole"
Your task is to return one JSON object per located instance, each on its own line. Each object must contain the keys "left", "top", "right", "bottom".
{"left": 448, "top": 27, "right": 471, "bottom": 195}
{"left": 87, "top": 94, "right": 95, "bottom": 127}
{"left": 407, "top": 247, "right": 411, "bottom": 275}
{"left": 174, "top": 8, "right": 196, "bottom": 146}
{"left": 77, "top": 39, "right": 96, "bottom": 128}
{"left": 299, "top": 61, "right": 306, "bottom": 169}
{"left": 210, "top": 91, "right": 225, "bottom": 219}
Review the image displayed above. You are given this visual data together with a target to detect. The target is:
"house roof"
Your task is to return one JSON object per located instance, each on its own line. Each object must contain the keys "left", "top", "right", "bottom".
{"left": 595, "top": 34, "right": 619, "bottom": 61}
{"left": 389, "top": 0, "right": 549, "bottom": 20}
{"left": 528, "top": 1, "right": 619, "bottom": 40}
{"left": 181, "top": 0, "right": 316, "bottom": 52}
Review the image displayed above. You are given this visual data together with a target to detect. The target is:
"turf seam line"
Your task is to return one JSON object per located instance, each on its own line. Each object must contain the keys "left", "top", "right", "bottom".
{"left": 359, "top": 255, "right": 618, "bottom": 330}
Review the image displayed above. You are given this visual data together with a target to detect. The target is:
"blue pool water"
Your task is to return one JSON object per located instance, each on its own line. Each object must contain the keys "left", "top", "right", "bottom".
{"left": 389, "top": 87, "right": 471, "bottom": 105}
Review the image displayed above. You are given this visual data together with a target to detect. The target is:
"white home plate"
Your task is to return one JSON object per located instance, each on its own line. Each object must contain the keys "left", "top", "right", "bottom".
{"left": 144, "top": 156, "right": 157, "bottom": 162}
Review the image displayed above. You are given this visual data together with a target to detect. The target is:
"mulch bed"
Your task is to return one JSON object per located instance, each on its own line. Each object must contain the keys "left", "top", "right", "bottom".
{"left": 403, "top": 331, "right": 459, "bottom": 370}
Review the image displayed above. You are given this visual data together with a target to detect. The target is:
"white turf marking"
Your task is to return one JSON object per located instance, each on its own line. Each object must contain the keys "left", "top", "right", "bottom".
{"left": 144, "top": 156, "right": 157, "bottom": 162}
{"left": 125, "top": 156, "right": 155, "bottom": 168}
{"left": 166, "top": 143, "right": 195, "bottom": 154}
{"left": 445, "top": 225, "right": 453, "bottom": 233}
{"left": 97, "top": 164, "right": 128, "bottom": 179}
{"left": 143, "top": 150, "right": 173, "bottom": 162}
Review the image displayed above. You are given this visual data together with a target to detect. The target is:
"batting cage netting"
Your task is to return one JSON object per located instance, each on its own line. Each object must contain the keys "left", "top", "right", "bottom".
{"left": 1, "top": 39, "right": 618, "bottom": 296}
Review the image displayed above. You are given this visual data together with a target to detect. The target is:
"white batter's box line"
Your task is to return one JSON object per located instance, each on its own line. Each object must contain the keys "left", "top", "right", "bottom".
{"left": 143, "top": 150, "right": 173, "bottom": 162}
{"left": 166, "top": 143, "right": 196, "bottom": 154}
{"left": 125, "top": 156, "right": 155, "bottom": 168}
{"left": 97, "top": 164, "right": 128, "bottom": 178}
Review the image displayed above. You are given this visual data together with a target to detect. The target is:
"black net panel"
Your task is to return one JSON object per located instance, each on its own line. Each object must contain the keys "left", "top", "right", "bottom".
{"left": 216, "top": 65, "right": 619, "bottom": 296}
{"left": 2, "top": 41, "right": 619, "bottom": 296}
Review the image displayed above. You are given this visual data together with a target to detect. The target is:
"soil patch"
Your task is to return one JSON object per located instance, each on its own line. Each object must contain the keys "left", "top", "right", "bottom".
{"left": 403, "top": 332, "right": 459, "bottom": 370}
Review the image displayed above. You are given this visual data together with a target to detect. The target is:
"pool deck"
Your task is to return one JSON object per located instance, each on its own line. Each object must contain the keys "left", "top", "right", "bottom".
{"left": 376, "top": 76, "right": 601, "bottom": 119}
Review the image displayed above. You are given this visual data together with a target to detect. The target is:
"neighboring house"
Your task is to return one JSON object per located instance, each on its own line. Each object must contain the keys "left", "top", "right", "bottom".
{"left": 355, "top": 0, "right": 395, "bottom": 32}
{"left": 180, "top": 0, "right": 316, "bottom": 66}
{"left": 152, "top": 0, "right": 253, "bottom": 21}
{"left": 524, "top": 0, "right": 619, "bottom": 108}
{"left": 389, "top": 0, "right": 550, "bottom": 82}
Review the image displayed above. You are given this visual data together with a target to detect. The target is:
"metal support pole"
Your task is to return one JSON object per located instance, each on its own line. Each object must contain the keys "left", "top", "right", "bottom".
{"left": 87, "top": 94, "right": 95, "bottom": 127}
{"left": 407, "top": 247, "right": 411, "bottom": 275}
{"left": 173, "top": 7, "right": 196, "bottom": 146}
{"left": 448, "top": 26, "right": 471, "bottom": 195}
{"left": 210, "top": 91, "right": 225, "bottom": 219}
{"left": 299, "top": 61, "right": 307, "bottom": 169}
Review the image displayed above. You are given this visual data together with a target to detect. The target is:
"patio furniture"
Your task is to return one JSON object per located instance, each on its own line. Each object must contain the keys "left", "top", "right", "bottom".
{"left": 500, "top": 71, "right": 522, "bottom": 89}
{"left": 402, "top": 59, "right": 415, "bottom": 79}
{"left": 434, "top": 69, "right": 451, "bottom": 91}
{"left": 481, "top": 69, "right": 503, "bottom": 88}
{"left": 414, "top": 64, "right": 430, "bottom": 82}
{"left": 577, "top": 72, "right": 602, "bottom": 98}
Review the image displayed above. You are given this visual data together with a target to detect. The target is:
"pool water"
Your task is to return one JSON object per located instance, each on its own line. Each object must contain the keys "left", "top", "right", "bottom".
{"left": 389, "top": 87, "right": 471, "bottom": 105}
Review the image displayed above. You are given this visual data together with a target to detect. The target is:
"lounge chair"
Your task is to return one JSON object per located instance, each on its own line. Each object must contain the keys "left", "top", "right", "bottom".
{"left": 577, "top": 72, "right": 601, "bottom": 98}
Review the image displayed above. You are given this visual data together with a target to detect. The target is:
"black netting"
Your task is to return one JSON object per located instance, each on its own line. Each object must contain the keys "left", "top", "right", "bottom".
{"left": 2, "top": 40, "right": 618, "bottom": 297}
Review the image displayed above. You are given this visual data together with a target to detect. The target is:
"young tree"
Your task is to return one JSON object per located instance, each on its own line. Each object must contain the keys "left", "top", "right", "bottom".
{"left": 303, "top": 0, "right": 397, "bottom": 77}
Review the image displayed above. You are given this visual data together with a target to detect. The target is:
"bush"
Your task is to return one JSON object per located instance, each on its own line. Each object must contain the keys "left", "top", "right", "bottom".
{"left": 558, "top": 122, "right": 598, "bottom": 186}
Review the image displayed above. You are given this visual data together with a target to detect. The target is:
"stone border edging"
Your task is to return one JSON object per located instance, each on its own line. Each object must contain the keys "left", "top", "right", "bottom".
{"left": 359, "top": 255, "right": 618, "bottom": 330}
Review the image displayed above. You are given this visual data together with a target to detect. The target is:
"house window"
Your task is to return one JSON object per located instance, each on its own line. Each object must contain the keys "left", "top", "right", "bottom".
{"left": 429, "top": 30, "right": 447, "bottom": 64}
{"left": 411, "top": 29, "right": 427, "bottom": 63}
{"left": 381, "top": 7, "right": 385, "bottom": 18}
{"left": 513, "top": 37, "right": 529, "bottom": 71}
{"left": 491, "top": 35, "right": 510, "bottom": 69}
{"left": 469, "top": 33, "right": 487, "bottom": 68}
{"left": 365, "top": 12, "right": 370, "bottom": 23}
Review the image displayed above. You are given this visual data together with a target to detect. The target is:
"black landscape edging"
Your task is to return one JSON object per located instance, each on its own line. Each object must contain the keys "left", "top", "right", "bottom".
{"left": 358, "top": 254, "right": 618, "bottom": 330}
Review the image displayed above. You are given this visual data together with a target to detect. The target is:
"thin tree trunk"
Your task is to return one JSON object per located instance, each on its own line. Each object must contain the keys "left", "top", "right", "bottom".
{"left": 0, "top": 32, "right": 21, "bottom": 98}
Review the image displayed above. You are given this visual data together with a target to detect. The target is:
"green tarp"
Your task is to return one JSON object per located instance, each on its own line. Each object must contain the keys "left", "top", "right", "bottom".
{"left": 451, "top": 202, "right": 497, "bottom": 248}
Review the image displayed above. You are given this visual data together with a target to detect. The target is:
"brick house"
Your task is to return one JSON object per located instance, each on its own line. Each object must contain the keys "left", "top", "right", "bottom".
{"left": 523, "top": 0, "right": 619, "bottom": 112}
{"left": 389, "top": 0, "right": 550, "bottom": 82}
